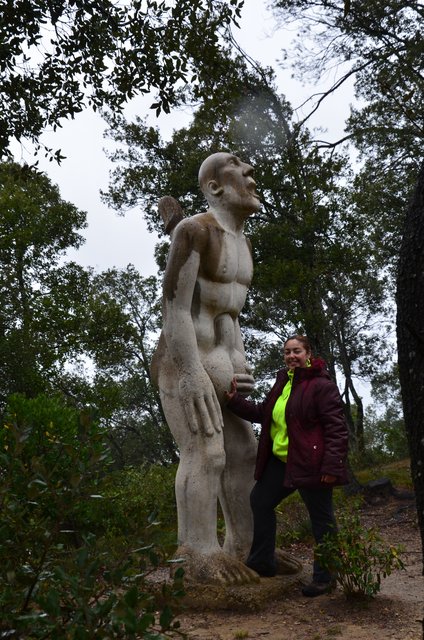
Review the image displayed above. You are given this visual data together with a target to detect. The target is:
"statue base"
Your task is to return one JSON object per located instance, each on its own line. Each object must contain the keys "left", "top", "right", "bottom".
{"left": 149, "top": 549, "right": 305, "bottom": 612}
{"left": 179, "top": 570, "right": 308, "bottom": 611}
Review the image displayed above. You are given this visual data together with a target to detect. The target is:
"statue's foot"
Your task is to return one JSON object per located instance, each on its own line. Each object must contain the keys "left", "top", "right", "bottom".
{"left": 170, "top": 547, "right": 260, "bottom": 586}
{"left": 275, "top": 548, "right": 302, "bottom": 575}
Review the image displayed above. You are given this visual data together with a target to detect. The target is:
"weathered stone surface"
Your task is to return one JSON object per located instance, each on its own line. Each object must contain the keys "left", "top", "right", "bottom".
{"left": 170, "top": 547, "right": 260, "bottom": 586}
{"left": 150, "top": 560, "right": 307, "bottom": 612}
{"left": 179, "top": 571, "right": 307, "bottom": 612}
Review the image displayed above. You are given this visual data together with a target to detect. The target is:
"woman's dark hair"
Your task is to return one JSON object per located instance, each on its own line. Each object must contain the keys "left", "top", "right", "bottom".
{"left": 284, "top": 334, "right": 312, "bottom": 354}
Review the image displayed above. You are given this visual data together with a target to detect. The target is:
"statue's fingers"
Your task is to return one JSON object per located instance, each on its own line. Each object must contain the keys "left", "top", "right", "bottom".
{"left": 234, "top": 373, "right": 255, "bottom": 388}
{"left": 194, "top": 397, "right": 215, "bottom": 437}
{"left": 236, "top": 380, "right": 254, "bottom": 391}
{"left": 234, "top": 372, "right": 254, "bottom": 382}
{"left": 235, "top": 376, "right": 255, "bottom": 394}
{"left": 215, "top": 397, "right": 224, "bottom": 432}
{"left": 184, "top": 401, "right": 199, "bottom": 434}
{"left": 207, "top": 393, "right": 223, "bottom": 433}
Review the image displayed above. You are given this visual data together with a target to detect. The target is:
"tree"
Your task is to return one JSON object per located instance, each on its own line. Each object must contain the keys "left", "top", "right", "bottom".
{"left": 269, "top": 0, "right": 424, "bottom": 278}
{"left": 270, "top": 0, "right": 423, "bottom": 153}
{"left": 0, "top": 161, "right": 91, "bottom": 405}
{"left": 82, "top": 266, "right": 178, "bottom": 466}
{"left": 0, "top": 0, "right": 244, "bottom": 157}
{"left": 361, "top": 364, "right": 408, "bottom": 463}
{"left": 267, "top": 0, "right": 424, "bottom": 454}
{"left": 396, "top": 161, "right": 424, "bottom": 567}
{"left": 0, "top": 162, "right": 177, "bottom": 465}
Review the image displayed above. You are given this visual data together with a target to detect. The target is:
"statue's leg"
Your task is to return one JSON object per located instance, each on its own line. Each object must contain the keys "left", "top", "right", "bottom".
{"left": 159, "top": 386, "right": 259, "bottom": 586}
{"left": 159, "top": 386, "right": 225, "bottom": 555}
{"left": 218, "top": 409, "right": 257, "bottom": 560}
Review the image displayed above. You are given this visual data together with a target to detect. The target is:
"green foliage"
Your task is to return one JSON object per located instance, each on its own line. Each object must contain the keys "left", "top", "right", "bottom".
{"left": 271, "top": 0, "right": 423, "bottom": 159}
{"left": 13, "top": 536, "right": 185, "bottom": 639}
{"left": 0, "top": 394, "right": 108, "bottom": 619}
{"left": 271, "top": 0, "right": 423, "bottom": 280}
{"left": 0, "top": 0, "right": 245, "bottom": 156}
{"left": 316, "top": 503, "right": 405, "bottom": 598}
{"left": 0, "top": 394, "right": 184, "bottom": 638}
{"left": 364, "top": 366, "right": 409, "bottom": 462}
{"left": 362, "top": 409, "right": 409, "bottom": 464}
{"left": 81, "top": 266, "right": 178, "bottom": 467}
{"left": 0, "top": 161, "right": 91, "bottom": 404}
{"left": 81, "top": 465, "right": 178, "bottom": 553}
{"left": 0, "top": 162, "right": 176, "bottom": 466}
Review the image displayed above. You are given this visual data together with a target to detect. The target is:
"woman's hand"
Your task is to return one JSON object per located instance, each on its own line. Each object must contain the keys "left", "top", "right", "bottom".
{"left": 225, "top": 377, "right": 238, "bottom": 402}
{"left": 321, "top": 474, "right": 337, "bottom": 484}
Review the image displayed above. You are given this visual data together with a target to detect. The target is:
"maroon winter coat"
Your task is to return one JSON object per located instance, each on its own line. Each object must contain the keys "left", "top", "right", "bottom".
{"left": 227, "top": 358, "right": 349, "bottom": 488}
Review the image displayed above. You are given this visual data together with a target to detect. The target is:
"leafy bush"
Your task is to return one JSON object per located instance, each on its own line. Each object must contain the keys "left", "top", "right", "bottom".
{"left": 0, "top": 394, "right": 184, "bottom": 638}
{"left": 79, "top": 464, "right": 178, "bottom": 554}
{"left": 9, "top": 532, "right": 185, "bottom": 639}
{"left": 316, "top": 503, "right": 404, "bottom": 598}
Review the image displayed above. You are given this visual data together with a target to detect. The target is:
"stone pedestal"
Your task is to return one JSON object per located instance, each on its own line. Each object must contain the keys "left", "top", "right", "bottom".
{"left": 149, "top": 550, "right": 304, "bottom": 612}
{"left": 179, "top": 570, "right": 308, "bottom": 612}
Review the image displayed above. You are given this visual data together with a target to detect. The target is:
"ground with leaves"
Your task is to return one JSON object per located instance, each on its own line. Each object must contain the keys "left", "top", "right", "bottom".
{"left": 176, "top": 496, "right": 423, "bottom": 640}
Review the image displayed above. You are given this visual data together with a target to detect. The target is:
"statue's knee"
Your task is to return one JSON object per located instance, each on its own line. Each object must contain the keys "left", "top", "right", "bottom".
{"left": 193, "top": 439, "right": 225, "bottom": 475}
{"left": 208, "top": 447, "right": 226, "bottom": 475}
{"left": 179, "top": 444, "right": 225, "bottom": 477}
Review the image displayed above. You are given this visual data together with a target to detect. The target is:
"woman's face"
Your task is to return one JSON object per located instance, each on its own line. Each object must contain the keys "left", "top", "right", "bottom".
{"left": 283, "top": 339, "right": 311, "bottom": 370}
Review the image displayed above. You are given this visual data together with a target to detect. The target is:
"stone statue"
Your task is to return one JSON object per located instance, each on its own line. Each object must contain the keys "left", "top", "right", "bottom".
{"left": 151, "top": 153, "right": 302, "bottom": 588}
{"left": 151, "top": 152, "right": 260, "bottom": 585}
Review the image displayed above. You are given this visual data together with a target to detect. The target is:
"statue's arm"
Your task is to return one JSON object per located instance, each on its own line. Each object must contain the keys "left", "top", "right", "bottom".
{"left": 162, "top": 220, "right": 223, "bottom": 436}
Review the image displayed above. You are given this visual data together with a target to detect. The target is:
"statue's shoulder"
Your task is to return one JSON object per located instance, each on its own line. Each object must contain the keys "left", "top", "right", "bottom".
{"left": 176, "top": 211, "right": 218, "bottom": 230}
{"left": 172, "top": 211, "right": 220, "bottom": 246}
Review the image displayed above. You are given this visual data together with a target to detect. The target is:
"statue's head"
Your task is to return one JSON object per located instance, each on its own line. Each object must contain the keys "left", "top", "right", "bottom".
{"left": 198, "top": 152, "right": 260, "bottom": 216}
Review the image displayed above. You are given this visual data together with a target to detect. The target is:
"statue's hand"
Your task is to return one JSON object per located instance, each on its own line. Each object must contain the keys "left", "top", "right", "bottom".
{"left": 234, "top": 371, "right": 255, "bottom": 396}
{"left": 179, "top": 370, "right": 223, "bottom": 437}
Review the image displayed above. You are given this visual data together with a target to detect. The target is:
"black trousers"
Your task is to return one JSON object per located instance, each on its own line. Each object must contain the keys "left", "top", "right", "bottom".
{"left": 247, "top": 454, "right": 336, "bottom": 582}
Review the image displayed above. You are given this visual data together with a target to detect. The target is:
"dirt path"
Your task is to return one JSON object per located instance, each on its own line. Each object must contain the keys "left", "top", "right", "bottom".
{"left": 177, "top": 498, "right": 424, "bottom": 640}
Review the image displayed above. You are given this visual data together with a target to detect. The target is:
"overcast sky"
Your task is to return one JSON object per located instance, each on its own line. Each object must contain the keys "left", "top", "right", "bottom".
{"left": 12, "top": 0, "right": 353, "bottom": 278}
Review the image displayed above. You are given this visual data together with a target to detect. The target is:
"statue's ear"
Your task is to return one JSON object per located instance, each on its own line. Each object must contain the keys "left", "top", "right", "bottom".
{"left": 207, "top": 179, "right": 224, "bottom": 197}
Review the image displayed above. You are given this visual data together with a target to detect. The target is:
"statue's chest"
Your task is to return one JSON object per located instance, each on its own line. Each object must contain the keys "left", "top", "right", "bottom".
{"left": 202, "top": 230, "right": 252, "bottom": 285}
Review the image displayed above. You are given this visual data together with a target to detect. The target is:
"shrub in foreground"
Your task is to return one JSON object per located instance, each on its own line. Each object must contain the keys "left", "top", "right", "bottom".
{"left": 0, "top": 394, "right": 184, "bottom": 638}
{"left": 316, "top": 502, "right": 405, "bottom": 598}
{"left": 81, "top": 464, "right": 178, "bottom": 555}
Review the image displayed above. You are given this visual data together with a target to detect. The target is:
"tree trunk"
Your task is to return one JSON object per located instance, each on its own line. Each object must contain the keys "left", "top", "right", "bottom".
{"left": 396, "top": 161, "right": 424, "bottom": 573}
{"left": 347, "top": 375, "right": 365, "bottom": 454}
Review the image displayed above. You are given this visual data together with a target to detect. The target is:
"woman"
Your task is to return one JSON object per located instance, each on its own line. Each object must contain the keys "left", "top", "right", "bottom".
{"left": 226, "top": 335, "right": 349, "bottom": 597}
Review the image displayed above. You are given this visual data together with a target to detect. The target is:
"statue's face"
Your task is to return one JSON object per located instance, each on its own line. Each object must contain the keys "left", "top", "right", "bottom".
{"left": 216, "top": 153, "right": 261, "bottom": 214}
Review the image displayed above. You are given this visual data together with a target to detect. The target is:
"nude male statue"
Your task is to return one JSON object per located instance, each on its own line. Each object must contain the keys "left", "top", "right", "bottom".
{"left": 151, "top": 152, "right": 260, "bottom": 584}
